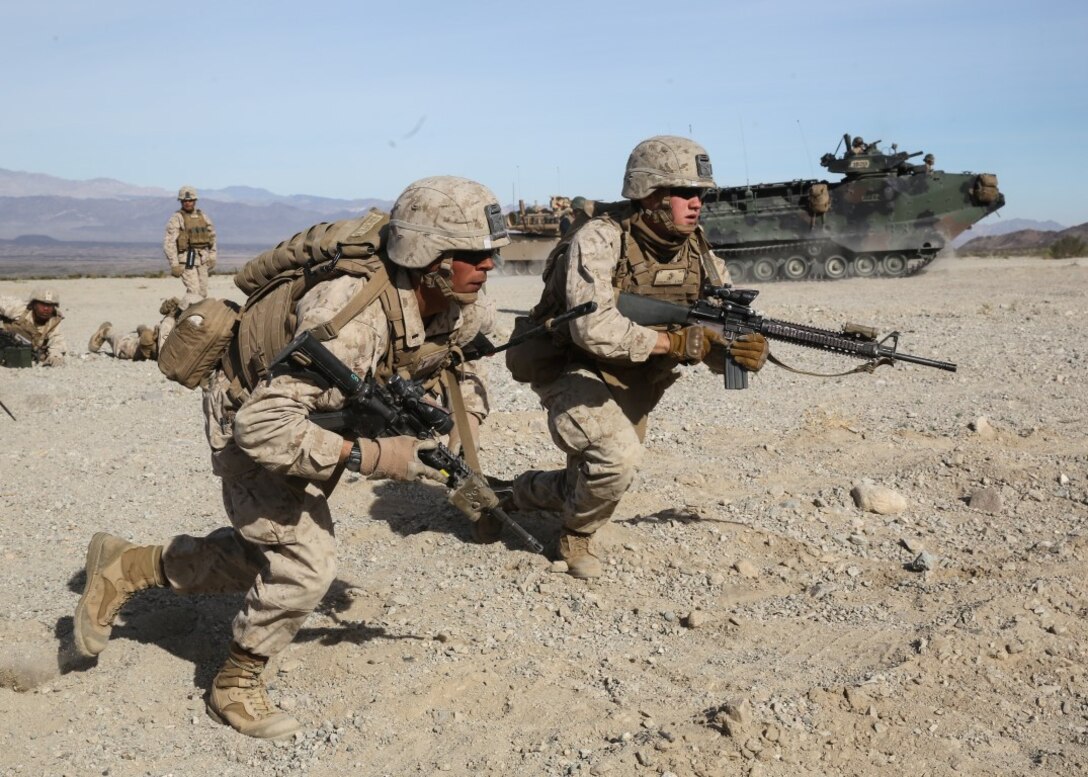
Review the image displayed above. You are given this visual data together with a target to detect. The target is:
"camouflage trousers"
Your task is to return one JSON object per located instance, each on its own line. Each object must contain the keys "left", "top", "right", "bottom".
{"left": 162, "top": 448, "right": 338, "bottom": 659}
{"left": 512, "top": 363, "right": 672, "bottom": 534}
{"left": 107, "top": 332, "right": 142, "bottom": 360}
{"left": 180, "top": 263, "right": 209, "bottom": 300}
{"left": 106, "top": 330, "right": 155, "bottom": 361}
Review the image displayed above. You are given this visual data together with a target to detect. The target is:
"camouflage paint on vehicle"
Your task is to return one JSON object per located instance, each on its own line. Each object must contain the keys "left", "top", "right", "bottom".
{"left": 699, "top": 134, "right": 1005, "bottom": 282}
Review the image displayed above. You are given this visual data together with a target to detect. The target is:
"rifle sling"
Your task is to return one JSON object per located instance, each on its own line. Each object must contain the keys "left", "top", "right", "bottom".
{"left": 766, "top": 352, "right": 895, "bottom": 378}
{"left": 443, "top": 366, "right": 481, "bottom": 473}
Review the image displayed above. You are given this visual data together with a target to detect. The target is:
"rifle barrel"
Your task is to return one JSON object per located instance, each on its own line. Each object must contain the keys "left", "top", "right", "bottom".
{"left": 876, "top": 348, "right": 957, "bottom": 372}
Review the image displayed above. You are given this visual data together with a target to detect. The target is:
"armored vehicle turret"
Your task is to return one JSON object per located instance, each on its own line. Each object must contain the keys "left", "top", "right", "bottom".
{"left": 699, "top": 134, "right": 1005, "bottom": 282}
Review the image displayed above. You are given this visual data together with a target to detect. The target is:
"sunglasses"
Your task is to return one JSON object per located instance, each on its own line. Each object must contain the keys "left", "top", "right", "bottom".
{"left": 445, "top": 250, "right": 498, "bottom": 265}
{"left": 671, "top": 187, "right": 705, "bottom": 200}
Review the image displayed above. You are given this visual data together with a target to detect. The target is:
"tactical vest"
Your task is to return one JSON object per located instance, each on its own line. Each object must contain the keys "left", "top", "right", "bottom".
{"left": 529, "top": 211, "right": 721, "bottom": 324}
{"left": 5, "top": 309, "right": 62, "bottom": 355}
{"left": 176, "top": 210, "right": 213, "bottom": 251}
{"left": 509, "top": 211, "right": 722, "bottom": 386}
{"left": 612, "top": 222, "right": 712, "bottom": 305}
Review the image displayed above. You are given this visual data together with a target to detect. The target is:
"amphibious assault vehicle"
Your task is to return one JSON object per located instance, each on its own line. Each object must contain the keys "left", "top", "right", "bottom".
{"left": 699, "top": 134, "right": 1005, "bottom": 282}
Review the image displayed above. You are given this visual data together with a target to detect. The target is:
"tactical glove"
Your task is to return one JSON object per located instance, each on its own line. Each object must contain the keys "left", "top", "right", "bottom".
{"left": 207, "top": 258, "right": 217, "bottom": 272}
{"left": 665, "top": 326, "right": 720, "bottom": 365}
{"left": 170, "top": 265, "right": 183, "bottom": 278}
{"left": 729, "top": 332, "right": 769, "bottom": 372}
{"left": 359, "top": 436, "right": 444, "bottom": 484}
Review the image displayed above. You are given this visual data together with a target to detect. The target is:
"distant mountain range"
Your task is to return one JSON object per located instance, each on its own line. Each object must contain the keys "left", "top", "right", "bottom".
{"left": 0, "top": 168, "right": 391, "bottom": 245}
{"left": 0, "top": 167, "right": 1079, "bottom": 256}
{"left": 950, "top": 218, "right": 1067, "bottom": 248}
{"left": 958, "top": 222, "right": 1088, "bottom": 255}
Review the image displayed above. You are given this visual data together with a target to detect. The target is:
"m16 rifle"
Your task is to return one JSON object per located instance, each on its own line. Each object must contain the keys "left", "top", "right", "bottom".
{"left": 616, "top": 286, "right": 956, "bottom": 389}
{"left": 266, "top": 302, "right": 597, "bottom": 554}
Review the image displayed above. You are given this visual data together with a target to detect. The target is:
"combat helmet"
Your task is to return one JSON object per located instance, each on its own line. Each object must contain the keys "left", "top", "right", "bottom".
{"left": 29, "top": 287, "right": 60, "bottom": 307}
{"left": 386, "top": 176, "right": 510, "bottom": 269}
{"left": 621, "top": 136, "right": 716, "bottom": 200}
{"left": 177, "top": 185, "right": 198, "bottom": 201}
{"left": 924, "top": 153, "right": 935, "bottom": 164}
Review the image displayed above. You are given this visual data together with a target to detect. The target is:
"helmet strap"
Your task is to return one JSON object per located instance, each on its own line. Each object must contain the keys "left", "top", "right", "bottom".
{"left": 639, "top": 190, "right": 697, "bottom": 240}
{"left": 420, "top": 257, "right": 478, "bottom": 305}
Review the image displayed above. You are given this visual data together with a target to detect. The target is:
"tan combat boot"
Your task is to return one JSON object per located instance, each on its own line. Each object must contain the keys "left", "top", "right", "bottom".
{"left": 136, "top": 326, "right": 157, "bottom": 360}
{"left": 87, "top": 322, "right": 112, "bottom": 353}
{"left": 207, "top": 644, "right": 301, "bottom": 739}
{"left": 558, "top": 528, "right": 603, "bottom": 579}
{"left": 73, "top": 532, "right": 166, "bottom": 658}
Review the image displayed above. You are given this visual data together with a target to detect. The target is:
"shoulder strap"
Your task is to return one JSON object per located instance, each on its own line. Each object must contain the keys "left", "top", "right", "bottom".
{"left": 307, "top": 260, "right": 394, "bottom": 342}
{"left": 695, "top": 229, "right": 723, "bottom": 287}
{"left": 443, "top": 366, "right": 481, "bottom": 472}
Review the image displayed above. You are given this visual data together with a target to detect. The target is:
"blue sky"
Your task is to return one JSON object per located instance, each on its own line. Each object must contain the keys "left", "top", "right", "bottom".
{"left": 3, "top": 0, "right": 1086, "bottom": 225}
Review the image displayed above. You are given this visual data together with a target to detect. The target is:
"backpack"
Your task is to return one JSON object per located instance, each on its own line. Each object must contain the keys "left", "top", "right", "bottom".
{"left": 158, "top": 209, "right": 395, "bottom": 394}
{"left": 157, "top": 298, "right": 241, "bottom": 389}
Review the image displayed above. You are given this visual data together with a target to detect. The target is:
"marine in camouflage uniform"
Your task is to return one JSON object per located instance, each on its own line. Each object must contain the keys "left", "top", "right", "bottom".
{"left": 87, "top": 296, "right": 192, "bottom": 360}
{"left": 163, "top": 185, "right": 217, "bottom": 299}
{"left": 504, "top": 136, "right": 769, "bottom": 579}
{"left": 0, "top": 288, "right": 67, "bottom": 366}
{"left": 73, "top": 177, "right": 507, "bottom": 739}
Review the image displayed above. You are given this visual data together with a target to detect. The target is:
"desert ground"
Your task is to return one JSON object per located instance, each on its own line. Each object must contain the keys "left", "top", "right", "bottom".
{"left": 0, "top": 256, "right": 1086, "bottom": 777}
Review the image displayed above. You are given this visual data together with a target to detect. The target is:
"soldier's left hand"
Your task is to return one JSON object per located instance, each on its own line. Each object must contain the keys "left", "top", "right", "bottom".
{"left": 207, "top": 259, "right": 217, "bottom": 272}
{"left": 729, "top": 333, "right": 769, "bottom": 372}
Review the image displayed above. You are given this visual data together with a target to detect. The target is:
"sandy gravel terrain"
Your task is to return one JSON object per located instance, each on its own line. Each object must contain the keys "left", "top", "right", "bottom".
{"left": 1, "top": 256, "right": 1086, "bottom": 777}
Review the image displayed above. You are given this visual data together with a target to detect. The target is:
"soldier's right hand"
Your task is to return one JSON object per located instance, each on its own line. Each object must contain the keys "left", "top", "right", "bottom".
{"left": 664, "top": 325, "right": 720, "bottom": 365}
{"left": 170, "top": 265, "right": 183, "bottom": 278}
{"left": 363, "top": 436, "right": 445, "bottom": 484}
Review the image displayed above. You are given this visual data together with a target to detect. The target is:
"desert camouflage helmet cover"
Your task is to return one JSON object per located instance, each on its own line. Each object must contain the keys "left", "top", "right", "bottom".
{"left": 621, "top": 135, "right": 716, "bottom": 200}
{"left": 386, "top": 176, "right": 510, "bottom": 269}
{"left": 29, "top": 287, "right": 60, "bottom": 306}
{"left": 177, "top": 185, "right": 198, "bottom": 201}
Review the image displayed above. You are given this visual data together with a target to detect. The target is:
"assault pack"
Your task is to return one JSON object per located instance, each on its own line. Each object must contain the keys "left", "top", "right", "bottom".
{"left": 158, "top": 208, "right": 397, "bottom": 397}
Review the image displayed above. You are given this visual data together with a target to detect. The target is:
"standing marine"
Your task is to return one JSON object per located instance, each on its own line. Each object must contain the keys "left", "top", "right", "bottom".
{"left": 500, "top": 136, "right": 769, "bottom": 578}
{"left": 0, "top": 287, "right": 67, "bottom": 366}
{"left": 163, "top": 185, "right": 217, "bottom": 299}
{"left": 74, "top": 176, "right": 507, "bottom": 739}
